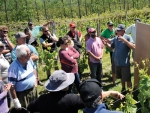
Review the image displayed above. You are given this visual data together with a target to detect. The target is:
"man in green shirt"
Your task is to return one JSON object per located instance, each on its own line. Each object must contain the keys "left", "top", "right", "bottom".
{"left": 101, "top": 21, "right": 116, "bottom": 86}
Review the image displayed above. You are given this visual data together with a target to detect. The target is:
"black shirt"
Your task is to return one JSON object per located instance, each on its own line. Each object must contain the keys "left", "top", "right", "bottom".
{"left": 27, "top": 91, "right": 84, "bottom": 113}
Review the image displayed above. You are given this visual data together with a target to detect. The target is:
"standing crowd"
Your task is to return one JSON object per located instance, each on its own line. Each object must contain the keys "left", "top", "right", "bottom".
{"left": 0, "top": 18, "right": 139, "bottom": 113}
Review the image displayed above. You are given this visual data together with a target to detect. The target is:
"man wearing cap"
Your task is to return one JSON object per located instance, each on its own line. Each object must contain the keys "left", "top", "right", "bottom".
{"left": 27, "top": 70, "right": 84, "bottom": 113}
{"left": 66, "top": 22, "right": 82, "bottom": 53}
{"left": 11, "top": 32, "right": 43, "bottom": 86}
{"left": 28, "top": 21, "right": 52, "bottom": 38}
{"left": 79, "top": 79, "right": 124, "bottom": 113}
{"left": 86, "top": 28, "right": 104, "bottom": 83}
{"left": 101, "top": 22, "right": 116, "bottom": 85}
{"left": 8, "top": 44, "right": 38, "bottom": 111}
{"left": 0, "top": 26, "right": 14, "bottom": 63}
{"left": 103, "top": 24, "right": 135, "bottom": 94}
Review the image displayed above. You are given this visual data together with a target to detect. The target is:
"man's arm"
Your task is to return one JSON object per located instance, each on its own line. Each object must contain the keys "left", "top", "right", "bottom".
{"left": 5, "top": 37, "right": 14, "bottom": 50}
{"left": 87, "top": 51, "right": 101, "bottom": 60}
{"left": 30, "top": 53, "right": 39, "bottom": 61}
{"left": 10, "top": 85, "right": 21, "bottom": 109}
{"left": 118, "top": 36, "right": 135, "bottom": 50}
{"left": 2, "top": 50, "right": 10, "bottom": 54}
{"left": 43, "top": 21, "right": 52, "bottom": 27}
{"left": 102, "top": 91, "right": 124, "bottom": 100}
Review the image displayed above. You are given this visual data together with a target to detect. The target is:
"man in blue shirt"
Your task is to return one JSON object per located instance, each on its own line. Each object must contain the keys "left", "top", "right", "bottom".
{"left": 8, "top": 44, "right": 38, "bottom": 110}
{"left": 103, "top": 24, "right": 135, "bottom": 94}
{"left": 11, "top": 32, "right": 43, "bottom": 86}
{"left": 79, "top": 79, "right": 124, "bottom": 113}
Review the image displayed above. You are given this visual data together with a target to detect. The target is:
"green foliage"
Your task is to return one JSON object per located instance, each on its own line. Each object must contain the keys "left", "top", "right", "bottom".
{"left": 137, "top": 59, "right": 150, "bottom": 113}
{"left": 116, "top": 93, "right": 137, "bottom": 113}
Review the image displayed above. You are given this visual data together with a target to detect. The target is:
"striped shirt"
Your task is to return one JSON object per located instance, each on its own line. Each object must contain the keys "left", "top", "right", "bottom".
{"left": 8, "top": 59, "right": 36, "bottom": 92}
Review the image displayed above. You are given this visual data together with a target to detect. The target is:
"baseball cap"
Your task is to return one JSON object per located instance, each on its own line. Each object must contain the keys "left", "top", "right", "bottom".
{"left": 69, "top": 23, "right": 76, "bottom": 28}
{"left": 0, "top": 41, "right": 4, "bottom": 46}
{"left": 79, "top": 79, "right": 102, "bottom": 102}
{"left": 107, "top": 21, "right": 113, "bottom": 26}
{"left": 115, "top": 24, "right": 125, "bottom": 31}
{"left": 28, "top": 22, "right": 33, "bottom": 26}
{"left": 45, "top": 70, "right": 75, "bottom": 92}
{"left": 134, "top": 18, "right": 141, "bottom": 22}
{"left": 15, "top": 32, "right": 28, "bottom": 39}
{"left": 88, "top": 28, "right": 96, "bottom": 33}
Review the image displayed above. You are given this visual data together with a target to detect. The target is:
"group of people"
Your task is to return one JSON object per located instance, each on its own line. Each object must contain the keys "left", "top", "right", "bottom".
{"left": 0, "top": 18, "right": 139, "bottom": 113}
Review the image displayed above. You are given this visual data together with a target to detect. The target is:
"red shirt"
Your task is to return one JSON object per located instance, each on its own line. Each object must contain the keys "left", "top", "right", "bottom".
{"left": 59, "top": 46, "right": 79, "bottom": 73}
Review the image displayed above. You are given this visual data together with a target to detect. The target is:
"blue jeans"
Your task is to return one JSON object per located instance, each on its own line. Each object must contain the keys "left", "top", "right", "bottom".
{"left": 68, "top": 72, "right": 80, "bottom": 93}
{"left": 90, "top": 61, "right": 102, "bottom": 83}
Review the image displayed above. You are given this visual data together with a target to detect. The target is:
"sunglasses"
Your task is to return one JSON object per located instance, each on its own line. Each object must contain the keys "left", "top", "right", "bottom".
{"left": 64, "top": 42, "right": 69, "bottom": 45}
{"left": 0, "top": 46, "right": 4, "bottom": 49}
{"left": 3, "top": 31, "right": 8, "bottom": 33}
{"left": 29, "top": 24, "right": 33, "bottom": 26}
{"left": 108, "top": 25, "right": 113, "bottom": 27}
{"left": 117, "top": 30, "right": 121, "bottom": 32}
{"left": 72, "top": 27, "right": 76, "bottom": 29}
{"left": 44, "top": 30, "right": 49, "bottom": 32}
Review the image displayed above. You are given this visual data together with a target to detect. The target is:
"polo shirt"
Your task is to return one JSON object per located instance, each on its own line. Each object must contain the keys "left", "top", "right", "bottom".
{"left": 27, "top": 91, "right": 84, "bottom": 113}
{"left": 86, "top": 37, "right": 104, "bottom": 63}
{"left": 11, "top": 44, "right": 38, "bottom": 68}
{"left": 8, "top": 59, "right": 36, "bottom": 92}
{"left": 111, "top": 34, "right": 134, "bottom": 66}
{"left": 101, "top": 28, "right": 114, "bottom": 52}
{"left": 29, "top": 26, "right": 42, "bottom": 38}
{"left": 125, "top": 24, "right": 136, "bottom": 43}
{"left": 84, "top": 103, "right": 123, "bottom": 113}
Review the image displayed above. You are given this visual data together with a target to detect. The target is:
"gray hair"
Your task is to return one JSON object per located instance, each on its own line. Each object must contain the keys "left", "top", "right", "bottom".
{"left": 83, "top": 96, "right": 101, "bottom": 108}
{"left": 16, "top": 44, "right": 29, "bottom": 58}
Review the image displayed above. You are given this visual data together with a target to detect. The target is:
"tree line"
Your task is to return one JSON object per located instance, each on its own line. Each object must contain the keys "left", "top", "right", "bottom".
{"left": 0, "top": 0, "right": 150, "bottom": 23}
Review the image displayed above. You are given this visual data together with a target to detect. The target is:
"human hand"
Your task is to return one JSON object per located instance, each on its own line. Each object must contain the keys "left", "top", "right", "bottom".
{"left": 13, "top": 98, "right": 22, "bottom": 109}
{"left": 4, "top": 83, "right": 12, "bottom": 92}
{"left": 118, "top": 35, "right": 125, "bottom": 42}
{"left": 111, "top": 91, "right": 125, "bottom": 100}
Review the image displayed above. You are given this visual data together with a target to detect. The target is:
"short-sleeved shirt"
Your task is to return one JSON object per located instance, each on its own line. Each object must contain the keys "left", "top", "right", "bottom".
{"left": 86, "top": 37, "right": 104, "bottom": 63}
{"left": 111, "top": 34, "right": 134, "bottom": 66}
{"left": 29, "top": 26, "right": 42, "bottom": 38}
{"left": 0, "top": 54, "right": 10, "bottom": 84}
{"left": 8, "top": 59, "right": 36, "bottom": 92}
{"left": 84, "top": 103, "right": 123, "bottom": 113}
{"left": 101, "top": 28, "right": 114, "bottom": 52}
{"left": 27, "top": 91, "right": 84, "bottom": 113}
{"left": 11, "top": 44, "right": 39, "bottom": 67}
{"left": 125, "top": 24, "right": 136, "bottom": 43}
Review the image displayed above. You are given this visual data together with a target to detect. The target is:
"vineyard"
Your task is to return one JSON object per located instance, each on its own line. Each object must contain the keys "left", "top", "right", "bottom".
{"left": 1, "top": 0, "right": 150, "bottom": 113}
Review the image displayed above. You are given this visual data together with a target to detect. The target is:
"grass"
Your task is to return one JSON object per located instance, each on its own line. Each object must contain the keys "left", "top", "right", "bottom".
{"left": 37, "top": 48, "right": 135, "bottom": 113}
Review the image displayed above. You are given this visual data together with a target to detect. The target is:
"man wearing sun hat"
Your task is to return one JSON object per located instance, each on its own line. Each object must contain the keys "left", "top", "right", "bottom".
{"left": 27, "top": 70, "right": 84, "bottom": 113}
{"left": 86, "top": 28, "right": 104, "bottom": 83}
{"left": 79, "top": 78, "right": 124, "bottom": 113}
{"left": 66, "top": 22, "right": 82, "bottom": 53}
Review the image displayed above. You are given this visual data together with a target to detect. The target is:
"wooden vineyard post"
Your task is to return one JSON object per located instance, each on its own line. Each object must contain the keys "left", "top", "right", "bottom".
{"left": 35, "top": 0, "right": 39, "bottom": 22}
{"left": 4, "top": 0, "right": 8, "bottom": 22}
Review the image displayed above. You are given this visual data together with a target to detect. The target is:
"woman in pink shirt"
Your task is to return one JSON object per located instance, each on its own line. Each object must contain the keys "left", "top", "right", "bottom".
{"left": 57, "top": 36, "right": 80, "bottom": 93}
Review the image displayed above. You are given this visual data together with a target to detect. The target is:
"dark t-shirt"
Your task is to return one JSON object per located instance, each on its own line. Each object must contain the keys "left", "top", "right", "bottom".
{"left": 27, "top": 91, "right": 84, "bottom": 113}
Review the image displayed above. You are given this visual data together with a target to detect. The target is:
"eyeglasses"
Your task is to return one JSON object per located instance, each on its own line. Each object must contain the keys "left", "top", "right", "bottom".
{"left": 117, "top": 30, "right": 121, "bottom": 32}
{"left": 3, "top": 31, "right": 8, "bottom": 33}
{"left": 44, "top": 30, "right": 49, "bottom": 32}
{"left": 0, "top": 46, "right": 4, "bottom": 49}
